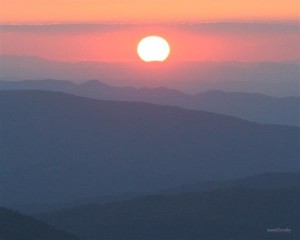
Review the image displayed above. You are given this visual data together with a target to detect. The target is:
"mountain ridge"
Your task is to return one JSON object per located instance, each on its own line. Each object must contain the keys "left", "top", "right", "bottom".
{"left": 1, "top": 54, "right": 299, "bottom": 96}
{"left": 1, "top": 79, "right": 299, "bottom": 126}
{"left": 9, "top": 172, "right": 300, "bottom": 215}
{"left": 38, "top": 187, "right": 300, "bottom": 240}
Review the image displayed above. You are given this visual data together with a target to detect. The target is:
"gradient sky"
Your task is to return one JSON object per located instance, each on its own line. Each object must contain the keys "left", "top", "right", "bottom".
{"left": 0, "top": 1, "right": 299, "bottom": 63}
{"left": 1, "top": 23, "right": 299, "bottom": 62}
{"left": 1, "top": 0, "right": 299, "bottom": 23}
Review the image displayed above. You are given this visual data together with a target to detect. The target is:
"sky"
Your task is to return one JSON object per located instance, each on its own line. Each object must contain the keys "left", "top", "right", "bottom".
{"left": 1, "top": 0, "right": 299, "bottom": 23}
{"left": 0, "top": 1, "right": 299, "bottom": 62}
{"left": 1, "top": 23, "right": 299, "bottom": 62}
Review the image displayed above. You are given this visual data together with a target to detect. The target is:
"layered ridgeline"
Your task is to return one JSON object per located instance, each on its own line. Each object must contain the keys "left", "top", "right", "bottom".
{"left": 1, "top": 79, "right": 299, "bottom": 126}
{"left": 1, "top": 91, "right": 299, "bottom": 206}
{"left": 38, "top": 187, "right": 300, "bottom": 240}
{"left": 1, "top": 55, "right": 299, "bottom": 97}
{"left": 7, "top": 172, "right": 300, "bottom": 216}
{"left": 37, "top": 173, "right": 300, "bottom": 240}
{"left": 0, "top": 208, "right": 79, "bottom": 240}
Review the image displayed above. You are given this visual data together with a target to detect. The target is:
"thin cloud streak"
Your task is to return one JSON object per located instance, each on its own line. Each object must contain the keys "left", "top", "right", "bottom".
{"left": 1, "top": 22, "right": 299, "bottom": 34}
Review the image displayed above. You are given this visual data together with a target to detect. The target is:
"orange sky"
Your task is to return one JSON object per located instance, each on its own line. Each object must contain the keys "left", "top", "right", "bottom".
{"left": 1, "top": 1, "right": 299, "bottom": 62}
{"left": 1, "top": 23, "right": 299, "bottom": 62}
{"left": 1, "top": 0, "right": 299, "bottom": 23}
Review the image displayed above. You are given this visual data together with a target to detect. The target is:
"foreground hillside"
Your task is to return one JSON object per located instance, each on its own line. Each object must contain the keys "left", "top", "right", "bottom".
{"left": 0, "top": 208, "right": 79, "bottom": 240}
{"left": 1, "top": 90, "right": 299, "bottom": 205}
{"left": 39, "top": 188, "right": 300, "bottom": 240}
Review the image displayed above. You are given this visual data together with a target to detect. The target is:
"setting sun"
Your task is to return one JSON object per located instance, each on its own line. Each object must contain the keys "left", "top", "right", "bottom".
{"left": 137, "top": 36, "right": 171, "bottom": 62}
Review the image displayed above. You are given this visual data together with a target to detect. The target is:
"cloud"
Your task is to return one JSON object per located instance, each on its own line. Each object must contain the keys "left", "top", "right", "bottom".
{"left": 0, "top": 23, "right": 136, "bottom": 34}
{"left": 1, "top": 22, "right": 299, "bottom": 35}
{"left": 175, "top": 22, "right": 300, "bottom": 34}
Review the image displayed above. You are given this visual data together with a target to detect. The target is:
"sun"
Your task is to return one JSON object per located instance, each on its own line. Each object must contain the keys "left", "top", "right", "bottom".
{"left": 137, "top": 36, "right": 170, "bottom": 62}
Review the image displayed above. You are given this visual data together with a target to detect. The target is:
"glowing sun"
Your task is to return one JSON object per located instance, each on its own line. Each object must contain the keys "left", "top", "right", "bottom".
{"left": 137, "top": 36, "right": 170, "bottom": 62}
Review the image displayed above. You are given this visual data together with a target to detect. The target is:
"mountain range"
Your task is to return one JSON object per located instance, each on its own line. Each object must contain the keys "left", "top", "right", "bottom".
{"left": 9, "top": 172, "right": 300, "bottom": 215}
{"left": 35, "top": 172, "right": 300, "bottom": 240}
{"left": 1, "top": 55, "right": 299, "bottom": 96}
{"left": 38, "top": 187, "right": 300, "bottom": 240}
{"left": 1, "top": 79, "right": 299, "bottom": 126}
{"left": 3, "top": 172, "right": 298, "bottom": 240}
{"left": 1, "top": 90, "right": 299, "bottom": 206}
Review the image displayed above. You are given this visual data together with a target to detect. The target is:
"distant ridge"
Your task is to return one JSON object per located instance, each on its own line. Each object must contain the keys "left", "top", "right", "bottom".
{"left": 1, "top": 79, "right": 299, "bottom": 126}
{"left": 1, "top": 55, "right": 299, "bottom": 96}
{"left": 160, "top": 172, "right": 300, "bottom": 194}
